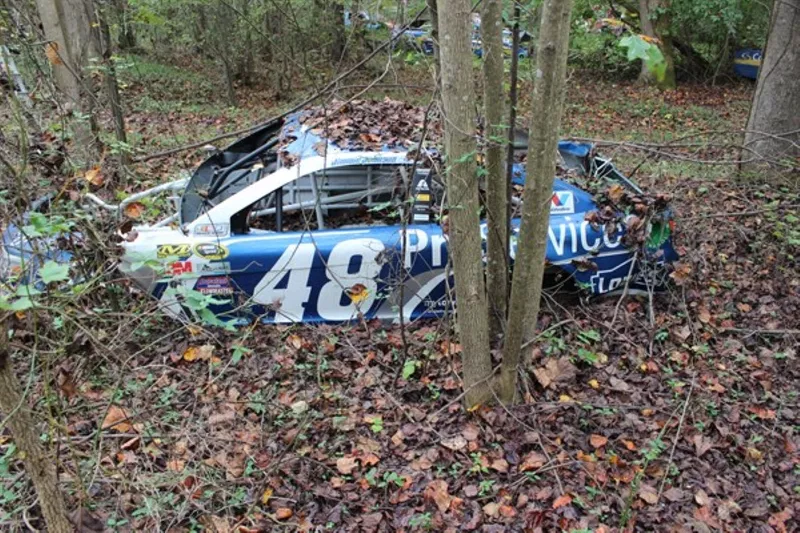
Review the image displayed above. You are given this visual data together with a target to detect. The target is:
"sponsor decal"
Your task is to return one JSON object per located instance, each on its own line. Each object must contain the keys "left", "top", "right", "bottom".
{"left": 194, "top": 243, "right": 229, "bottom": 261}
{"left": 590, "top": 257, "right": 633, "bottom": 294}
{"left": 550, "top": 191, "right": 575, "bottom": 215}
{"left": 193, "top": 223, "right": 230, "bottom": 237}
{"left": 195, "top": 276, "right": 234, "bottom": 295}
{"left": 199, "top": 261, "right": 232, "bottom": 274}
{"left": 168, "top": 261, "right": 193, "bottom": 276}
{"left": 157, "top": 244, "right": 191, "bottom": 259}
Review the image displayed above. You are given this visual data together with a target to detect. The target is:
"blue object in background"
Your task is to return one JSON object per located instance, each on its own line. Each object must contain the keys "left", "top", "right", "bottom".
{"left": 734, "top": 49, "right": 762, "bottom": 80}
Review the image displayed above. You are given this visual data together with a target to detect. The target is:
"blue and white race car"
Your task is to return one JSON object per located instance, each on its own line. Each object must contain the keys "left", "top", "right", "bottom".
{"left": 1, "top": 102, "right": 678, "bottom": 325}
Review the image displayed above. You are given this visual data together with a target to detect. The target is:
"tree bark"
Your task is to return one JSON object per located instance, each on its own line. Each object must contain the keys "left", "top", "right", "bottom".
{"left": 637, "top": 0, "right": 676, "bottom": 89}
{"left": 36, "top": 0, "right": 98, "bottom": 167}
{"left": 499, "top": 0, "right": 573, "bottom": 404}
{"left": 436, "top": 0, "right": 493, "bottom": 408}
{"left": 92, "top": 0, "right": 129, "bottom": 167}
{"left": 0, "top": 333, "right": 72, "bottom": 532}
{"left": 743, "top": 0, "right": 800, "bottom": 168}
{"left": 481, "top": 0, "right": 508, "bottom": 340}
{"left": 114, "top": 0, "right": 136, "bottom": 49}
{"left": 426, "top": 0, "right": 440, "bottom": 82}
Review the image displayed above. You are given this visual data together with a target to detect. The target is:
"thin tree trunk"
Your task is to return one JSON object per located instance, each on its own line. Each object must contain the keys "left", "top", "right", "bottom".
{"left": 36, "top": 0, "right": 97, "bottom": 167}
{"left": 436, "top": 0, "right": 493, "bottom": 408}
{"left": 743, "top": 0, "right": 800, "bottom": 169}
{"left": 638, "top": 0, "right": 676, "bottom": 89}
{"left": 499, "top": 0, "right": 573, "bottom": 404}
{"left": 0, "top": 336, "right": 72, "bottom": 533}
{"left": 93, "top": 0, "right": 128, "bottom": 167}
{"left": 505, "top": 1, "right": 521, "bottom": 228}
{"left": 115, "top": 0, "right": 136, "bottom": 49}
{"left": 426, "top": 0, "right": 440, "bottom": 82}
{"left": 482, "top": 0, "right": 507, "bottom": 339}
{"left": 221, "top": 58, "right": 238, "bottom": 107}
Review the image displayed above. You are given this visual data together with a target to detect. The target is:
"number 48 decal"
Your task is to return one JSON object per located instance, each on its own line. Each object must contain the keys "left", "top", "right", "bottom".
{"left": 252, "top": 238, "right": 385, "bottom": 322}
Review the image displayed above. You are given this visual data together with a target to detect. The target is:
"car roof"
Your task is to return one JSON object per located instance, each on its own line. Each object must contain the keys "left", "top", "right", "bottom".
{"left": 180, "top": 103, "right": 596, "bottom": 225}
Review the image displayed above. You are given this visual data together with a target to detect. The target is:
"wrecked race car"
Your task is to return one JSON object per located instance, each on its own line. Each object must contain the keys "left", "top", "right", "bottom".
{"left": 1, "top": 100, "right": 678, "bottom": 324}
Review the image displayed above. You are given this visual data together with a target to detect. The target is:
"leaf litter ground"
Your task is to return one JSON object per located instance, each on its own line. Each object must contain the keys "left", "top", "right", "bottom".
{"left": 2, "top": 71, "right": 798, "bottom": 532}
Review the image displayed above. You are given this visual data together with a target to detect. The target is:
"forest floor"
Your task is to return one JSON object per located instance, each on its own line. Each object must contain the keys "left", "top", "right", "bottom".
{"left": 1, "top": 55, "right": 798, "bottom": 532}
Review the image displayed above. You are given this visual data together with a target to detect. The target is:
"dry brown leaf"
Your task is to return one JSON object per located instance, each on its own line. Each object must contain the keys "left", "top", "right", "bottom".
{"left": 124, "top": 202, "right": 145, "bottom": 219}
{"left": 490, "top": 458, "right": 509, "bottom": 473}
{"left": 552, "top": 494, "right": 572, "bottom": 509}
{"left": 184, "top": 345, "right": 214, "bottom": 362}
{"left": 589, "top": 434, "right": 608, "bottom": 449}
{"left": 695, "top": 488, "right": 711, "bottom": 506}
{"left": 275, "top": 508, "right": 293, "bottom": 520}
{"left": 440, "top": 434, "right": 467, "bottom": 451}
{"left": 44, "top": 42, "right": 62, "bottom": 65}
{"left": 747, "top": 405, "right": 776, "bottom": 419}
{"left": 102, "top": 405, "right": 133, "bottom": 433}
{"left": 520, "top": 451, "right": 547, "bottom": 471}
{"left": 499, "top": 504, "right": 517, "bottom": 518}
{"left": 693, "top": 434, "right": 714, "bottom": 457}
{"left": 424, "top": 479, "right": 451, "bottom": 513}
{"left": 533, "top": 357, "right": 576, "bottom": 389}
{"left": 482, "top": 502, "right": 500, "bottom": 518}
{"left": 639, "top": 483, "right": 659, "bottom": 504}
{"left": 335, "top": 455, "right": 358, "bottom": 475}
{"left": 84, "top": 166, "right": 103, "bottom": 187}
{"left": 662, "top": 487, "right": 685, "bottom": 502}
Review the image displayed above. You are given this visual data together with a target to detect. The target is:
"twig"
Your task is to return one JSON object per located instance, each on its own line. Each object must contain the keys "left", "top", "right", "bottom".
{"left": 657, "top": 375, "right": 695, "bottom": 499}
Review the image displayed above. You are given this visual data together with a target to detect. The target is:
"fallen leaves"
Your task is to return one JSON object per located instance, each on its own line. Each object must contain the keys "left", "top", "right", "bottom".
{"left": 638, "top": 484, "right": 659, "bottom": 504}
{"left": 589, "top": 434, "right": 608, "bottom": 449}
{"left": 84, "top": 166, "right": 104, "bottom": 187}
{"left": 519, "top": 451, "right": 547, "bottom": 472}
{"left": 335, "top": 455, "right": 358, "bottom": 475}
{"left": 124, "top": 201, "right": 145, "bottom": 219}
{"left": 424, "top": 479, "right": 452, "bottom": 513}
{"left": 533, "top": 356, "right": 577, "bottom": 389}
{"left": 183, "top": 344, "right": 214, "bottom": 362}
{"left": 552, "top": 494, "right": 572, "bottom": 509}
{"left": 102, "top": 405, "right": 133, "bottom": 433}
{"left": 440, "top": 434, "right": 467, "bottom": 451}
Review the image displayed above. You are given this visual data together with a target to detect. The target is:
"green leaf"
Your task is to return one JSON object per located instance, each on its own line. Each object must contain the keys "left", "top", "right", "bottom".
{"left": 402, "top": 359, "right": 419, "bottom": 380}
{"left": 9, "top": 297, "right": 34, "bottom": 311}
{"left": 38, "top": 261, "right": 69, "bottom": 284}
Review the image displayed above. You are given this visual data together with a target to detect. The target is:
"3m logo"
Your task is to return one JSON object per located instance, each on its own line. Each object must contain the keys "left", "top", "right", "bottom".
{"left": 157, "top": 244, "right": 192, "bottom": 259}
{"left": 550, "top": 191, "right": 575, "bottom": 215}
{"left": 168, "top": 261, "right": 193, "bottom": 276}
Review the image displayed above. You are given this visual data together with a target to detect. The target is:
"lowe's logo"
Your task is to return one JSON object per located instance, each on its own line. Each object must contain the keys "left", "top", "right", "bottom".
{"left": 550, "top": 191, "right": 575, "bottom": 215}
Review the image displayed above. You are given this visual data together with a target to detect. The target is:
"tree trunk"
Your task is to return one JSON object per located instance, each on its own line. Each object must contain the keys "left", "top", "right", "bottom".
{"left": 330, "top": 1, "right": 346, "bottom": 62}
{"left": 743, "top": 0, "right": 800, "bottom": 168}
{"left": 426, "top": 0, "right": 440, "bottom": 82}
{"left": 0, "top": 336, "right": 72, "bottom": 533}
{"left": 36, "top": 0, "right": 98, "bottom": 167}
{"left": 637, "top": 0, "right": 676, "bottom": 89}
{"left": 92, "top": 0, "right": 129, "bottom": 168}
{"left": 499, "top": 0, "right": 573, "bottom": 404}
{"left": 481, "top": 0, "right": 507, "bottom": 340}
{"left": 114, "top": 0, "right": 136, "bottom": 50}
{"left": 436, "top": 0, "right": 493, "bottom": 408}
